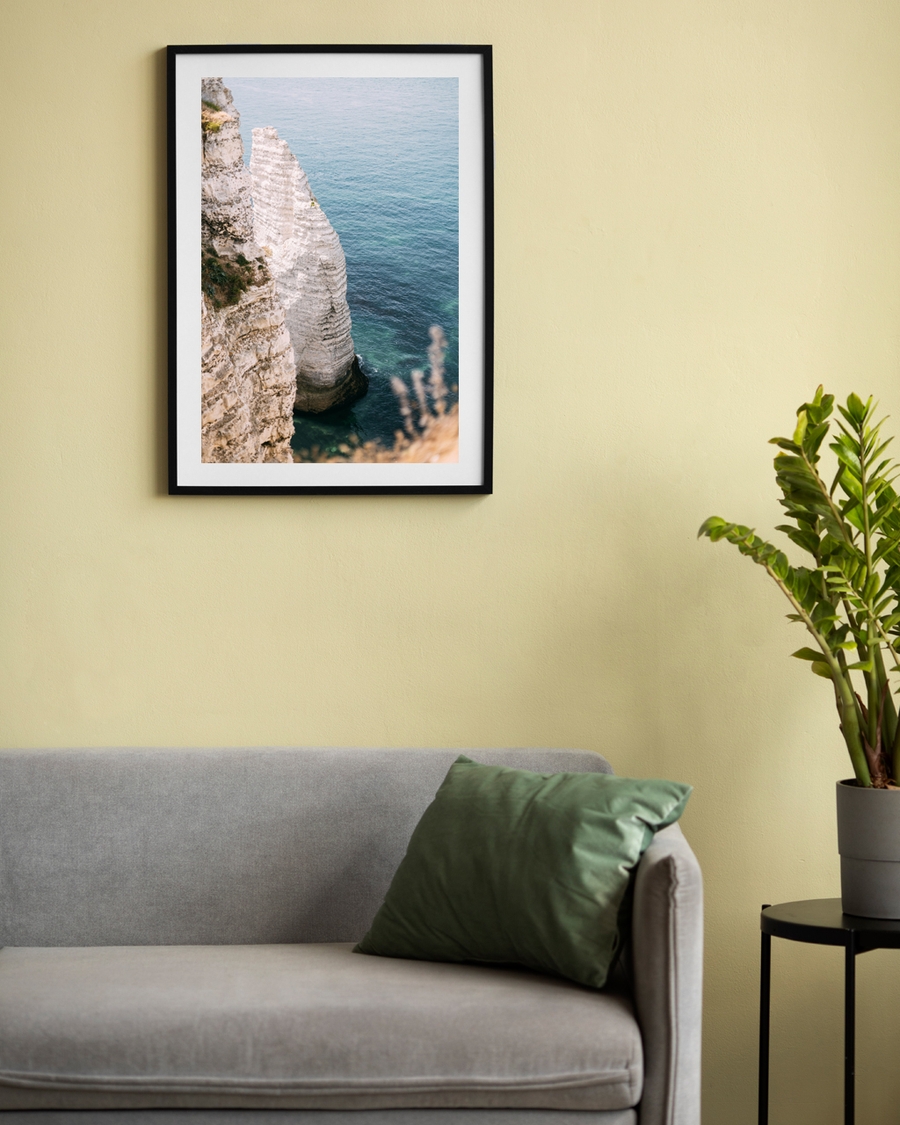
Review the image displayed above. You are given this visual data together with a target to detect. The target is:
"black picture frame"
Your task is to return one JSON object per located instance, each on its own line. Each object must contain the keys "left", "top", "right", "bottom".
{"left": 167, "top": 44, "right": 493, "bottom": 494}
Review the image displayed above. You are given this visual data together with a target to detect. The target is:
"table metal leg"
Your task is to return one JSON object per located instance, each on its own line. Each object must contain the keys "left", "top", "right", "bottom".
{"left": 844, "top": 933, "right": 856, "bottom": 1125}
{"left": 759, "top": 916, "right": 771, "bottom": 1125}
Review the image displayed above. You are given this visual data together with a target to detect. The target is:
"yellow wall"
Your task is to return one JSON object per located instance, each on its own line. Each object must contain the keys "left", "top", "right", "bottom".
{"left": 3, "top": 1, "right": 900, "bottom": 1121}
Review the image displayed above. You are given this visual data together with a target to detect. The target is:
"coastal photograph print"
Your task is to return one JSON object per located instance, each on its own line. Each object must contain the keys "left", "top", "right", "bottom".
{"left": 168, "top": 45, "right": 493, "bottom": 494}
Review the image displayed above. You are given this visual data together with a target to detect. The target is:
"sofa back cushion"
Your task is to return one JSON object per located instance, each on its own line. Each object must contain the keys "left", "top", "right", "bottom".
{"left": 0, "top": 747, "right": 611, "bottom": 946}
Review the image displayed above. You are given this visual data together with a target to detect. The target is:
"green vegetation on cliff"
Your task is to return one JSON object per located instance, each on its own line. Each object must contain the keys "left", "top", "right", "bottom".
{"left": 201, "top": 248, "right": 270, "bottom": 309}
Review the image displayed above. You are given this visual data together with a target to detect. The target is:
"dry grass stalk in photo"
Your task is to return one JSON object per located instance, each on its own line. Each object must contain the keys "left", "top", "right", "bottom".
{"left": 292, "top": 326, "right": 459, "bottom": 465}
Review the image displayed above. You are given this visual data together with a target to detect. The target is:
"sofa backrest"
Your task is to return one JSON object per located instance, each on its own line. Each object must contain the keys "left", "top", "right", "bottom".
{"left": 0, "top": 747, "right": 612, "bottom": 947}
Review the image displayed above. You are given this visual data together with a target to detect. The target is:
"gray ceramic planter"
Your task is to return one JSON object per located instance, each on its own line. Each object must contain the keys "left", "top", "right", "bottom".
{"left": 837, "top": 780, "right": 900, "bottom": 918}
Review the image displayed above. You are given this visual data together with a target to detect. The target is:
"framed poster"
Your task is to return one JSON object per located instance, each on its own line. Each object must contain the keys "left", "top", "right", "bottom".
{"left": 167, "top": 44, "right": 493, "bottom": 494}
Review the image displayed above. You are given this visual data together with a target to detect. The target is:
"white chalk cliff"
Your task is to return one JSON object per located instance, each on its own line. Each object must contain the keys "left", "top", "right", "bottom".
{"left": 200, "top": 79, "right": 296, "bottom": 463}
{"left": 250, "top": 126, "right": 366, "bottom": 413}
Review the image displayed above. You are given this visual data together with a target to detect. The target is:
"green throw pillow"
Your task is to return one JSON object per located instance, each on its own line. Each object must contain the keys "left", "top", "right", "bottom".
{"left": 355, "top": 755, "right": 691, "bottom": 989}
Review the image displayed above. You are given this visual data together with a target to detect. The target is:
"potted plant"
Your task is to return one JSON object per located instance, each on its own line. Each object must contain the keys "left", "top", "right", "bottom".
{"left": 699, "top": 387, "right": 900, "bottom": 917}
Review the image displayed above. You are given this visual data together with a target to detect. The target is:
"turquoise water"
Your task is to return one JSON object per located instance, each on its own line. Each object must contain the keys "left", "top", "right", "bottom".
{"left": 223, "top": 76, "right": 459, "bottom": 457}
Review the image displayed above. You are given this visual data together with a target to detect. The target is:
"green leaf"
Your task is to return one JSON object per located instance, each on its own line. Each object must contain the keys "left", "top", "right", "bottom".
{"left": 792, "top": 648, "right": 826, "bottom": 662}
{"left": 698, "top": 516, "right": 727, "bottom": 539}
{"left": 809, "top": 427, "right": 831, "bottom": 455}
{"left": 771, "top": 552, "right": 790, "bottom": 581}
{"left": 790, "top": 568, "right": 811, "bottom": 603}
{"left": 873, "top": 532, "right": 900, "bottom": 559}
{"left": 769, "top": 437, "right": 801, "bottom": 453}
{"left": 773, "top": 453, "right": 809, "bottom": 474}
{"left": 820, "top": 533, "right": 848, "bottom": 556}
{"left": 842, "top": 503, "right": 866, "bottom": 534}
{"left": 811, "top": 662, "right": 833, "bottom": 678}
{"left": 811, "top": 601, "right": 839, "bottom": 626}
{"left": 868, "top": 437, "right": 894, "bottom": 465}
{"left": 805, "top": 386, "right": 834, "bottom": 422}
{"left": 776, "top": 525, "right": 820, "bottom": 556}
{"left": 838, "top": 472, "right": 864, "bottom": 503}
{"left": 844, "top": 393, "right": 870, "bottom": 426}
{"left": 831, "top": 442, "right": 862, "bottom": 475}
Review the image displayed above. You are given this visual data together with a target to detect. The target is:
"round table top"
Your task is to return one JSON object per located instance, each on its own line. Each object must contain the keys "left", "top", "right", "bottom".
{"left": 761, "top": 898, "right": 900, "bottom": 949}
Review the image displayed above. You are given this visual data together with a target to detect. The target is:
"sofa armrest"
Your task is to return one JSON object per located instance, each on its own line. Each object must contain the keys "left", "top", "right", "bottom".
{"left": 631, "top": 821, "right": 703, "bottom": 1125}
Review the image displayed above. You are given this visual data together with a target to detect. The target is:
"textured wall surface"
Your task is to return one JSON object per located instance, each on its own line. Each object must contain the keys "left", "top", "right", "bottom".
{"left": 2, "top": 2, "right": 900, "bottom": 1122}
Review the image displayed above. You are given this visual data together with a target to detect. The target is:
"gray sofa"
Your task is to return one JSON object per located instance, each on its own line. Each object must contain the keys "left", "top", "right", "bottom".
{"left": 0, "top": 747, "right": 703, "bottom": 1125}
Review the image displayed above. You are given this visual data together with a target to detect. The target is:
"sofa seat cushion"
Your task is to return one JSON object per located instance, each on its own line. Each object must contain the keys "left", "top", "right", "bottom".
{"left": 0, "top": 944, "right": 642, "bottom": 1113}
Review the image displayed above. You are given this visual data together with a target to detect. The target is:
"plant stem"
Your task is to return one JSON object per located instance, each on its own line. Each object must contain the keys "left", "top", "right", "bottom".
{"left": 762, "top": 560, "right": 872, "bottom": 786}
{"left": 856, "top": 416, "right": 883, "bottom": 754}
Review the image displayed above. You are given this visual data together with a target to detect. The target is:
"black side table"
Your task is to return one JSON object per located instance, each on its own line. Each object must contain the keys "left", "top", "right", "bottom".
{"left": 759, "top": 899, "right": 900, "bottom": 1125}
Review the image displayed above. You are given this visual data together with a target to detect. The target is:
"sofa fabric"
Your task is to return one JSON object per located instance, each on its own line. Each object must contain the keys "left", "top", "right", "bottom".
{"left": 0, "top": 746, "right": 701, "bottom": 1125}
{"left": 631, "top": 824, "right": 704, "bottom": 1125}
{"left": 0, "top": 944, "right": 641, "bottom": 1112}
{"left": 0, "top": 748, "right": 612, "bottom": 948}
{"left": 0, "top": 1111, "right": 637, "bottom": 1125}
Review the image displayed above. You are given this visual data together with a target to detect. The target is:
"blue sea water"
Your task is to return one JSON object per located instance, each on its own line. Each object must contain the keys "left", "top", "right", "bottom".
{"left": 222, "top": 76, "right": 459, "bottom": 457}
